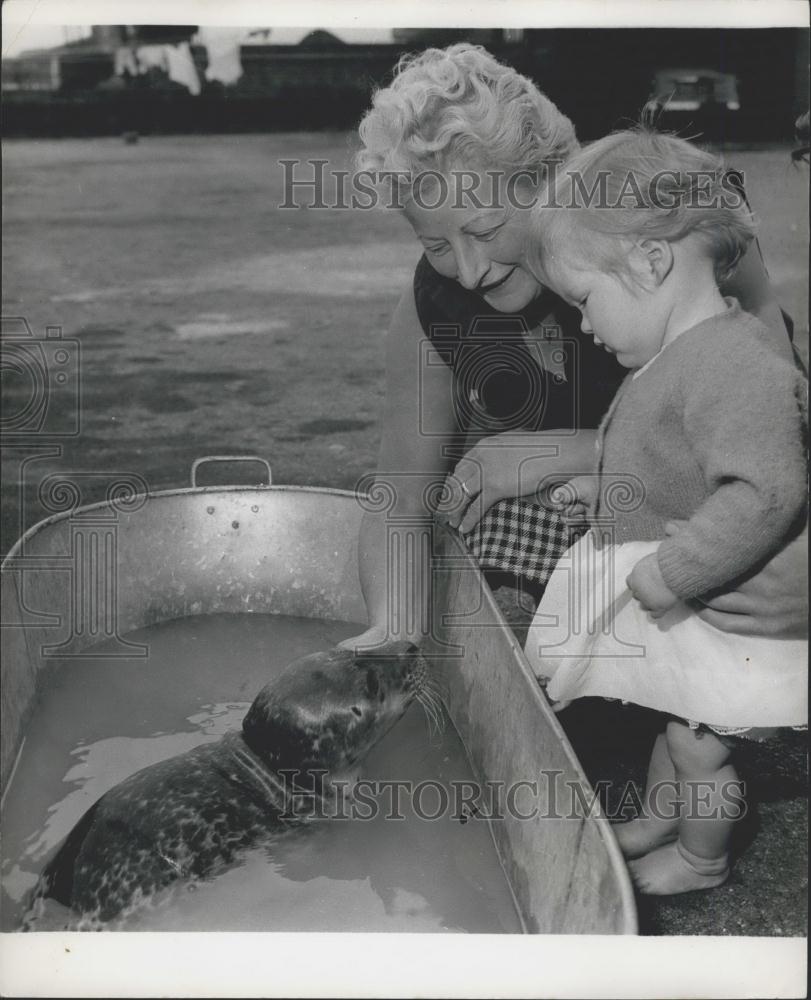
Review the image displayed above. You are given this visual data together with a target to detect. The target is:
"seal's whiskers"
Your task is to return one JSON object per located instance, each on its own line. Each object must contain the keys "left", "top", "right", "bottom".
{"left": 415, "top": 687, "right": 445, "bottom": 736}
{"left": 413, "top": 664, "right": 446, "bottom": 735}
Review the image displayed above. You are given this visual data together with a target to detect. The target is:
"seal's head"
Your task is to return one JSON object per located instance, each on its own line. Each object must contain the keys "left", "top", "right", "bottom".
{"left": 242, "top": 641, "right": 428, "bottom": 788}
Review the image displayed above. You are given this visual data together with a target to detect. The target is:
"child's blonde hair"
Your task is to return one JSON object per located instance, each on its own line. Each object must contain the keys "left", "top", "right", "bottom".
{"left": 529, "top": 128, "right": 757, "bottom": 284}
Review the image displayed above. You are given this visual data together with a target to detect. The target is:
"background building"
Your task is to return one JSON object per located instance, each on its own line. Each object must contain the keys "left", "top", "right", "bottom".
{"left": 1, "top": 25, "right": 807, "bottom": 141}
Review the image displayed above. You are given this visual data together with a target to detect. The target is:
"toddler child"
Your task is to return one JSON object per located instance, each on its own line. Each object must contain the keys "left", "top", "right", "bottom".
{"left": 522, "top": 128, "right": 808, "bottom": 895}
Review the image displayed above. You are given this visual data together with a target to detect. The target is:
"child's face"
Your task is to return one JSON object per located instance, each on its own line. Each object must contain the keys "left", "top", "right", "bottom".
{"left": 542, "top": 250, "right": 669, "bottom": 369}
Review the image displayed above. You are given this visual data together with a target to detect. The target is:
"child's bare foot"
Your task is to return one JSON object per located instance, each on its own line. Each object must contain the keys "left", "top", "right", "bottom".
{"left": 628, "top": 841, "right": 729, "bottom": 895}
{"left": 612, "top": 817, "right": 678, "bottom": 860}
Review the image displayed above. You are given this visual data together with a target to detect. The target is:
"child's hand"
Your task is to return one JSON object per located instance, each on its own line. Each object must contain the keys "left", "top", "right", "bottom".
{"left": 627, "top": 553, "right": 680, "bottom": 617}
{"left": 546, "top": 475, "right": 597, "bottom": 523}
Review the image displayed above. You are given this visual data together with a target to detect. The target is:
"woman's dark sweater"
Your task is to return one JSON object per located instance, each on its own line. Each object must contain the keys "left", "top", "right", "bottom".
{"left": 412, "top": 254, "right": 626, "bottom": 440}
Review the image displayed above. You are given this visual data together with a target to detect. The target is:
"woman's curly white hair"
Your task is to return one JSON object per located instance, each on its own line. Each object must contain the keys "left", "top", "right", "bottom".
{"left": 356, "top": 43, "right": 578, "bottom": 187}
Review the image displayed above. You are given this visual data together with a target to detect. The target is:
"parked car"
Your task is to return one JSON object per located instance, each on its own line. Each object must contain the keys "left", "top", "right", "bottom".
{"left": 645, "top": 68, "right": 740, "bottom": 114}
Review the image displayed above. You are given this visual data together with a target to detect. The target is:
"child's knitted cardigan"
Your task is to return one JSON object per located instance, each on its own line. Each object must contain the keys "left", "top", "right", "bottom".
{"left": 591, "top": 299, "right": 808, "bottom": 599}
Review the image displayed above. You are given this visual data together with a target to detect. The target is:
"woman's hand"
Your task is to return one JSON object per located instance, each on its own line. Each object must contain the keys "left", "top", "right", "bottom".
{"left": 447, "top": 433, "right": 531, "bottom": 532}
{"left": 448, "top": 431, "right": 596, "bottom": 533}
{"left": 668, "top": 520, "right": 809, "bottom": 637}
{"left": 337, "top": 625, "right": 392, "bottom": 654}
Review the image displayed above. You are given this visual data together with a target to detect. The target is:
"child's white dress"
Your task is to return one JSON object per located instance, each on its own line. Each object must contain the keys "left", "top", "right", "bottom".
{"left": 523, "top": 531, "right": 808, "bottom": 730}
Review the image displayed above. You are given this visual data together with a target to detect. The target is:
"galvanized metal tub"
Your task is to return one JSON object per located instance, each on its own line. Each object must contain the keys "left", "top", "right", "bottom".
{"left": 1, "top": 478, "right": 637, "bottom": 935}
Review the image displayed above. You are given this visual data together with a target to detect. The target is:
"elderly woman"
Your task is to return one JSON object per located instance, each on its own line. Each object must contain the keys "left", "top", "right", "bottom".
{"left": 342, "top": 43, "right": 806, "bottom": 652}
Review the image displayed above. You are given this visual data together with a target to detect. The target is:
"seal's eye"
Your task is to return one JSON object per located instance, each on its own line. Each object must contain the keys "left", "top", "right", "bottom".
{"left": 365, "top": 669, "right": 379, "bottom": 699}
{"left": 351, "top": 706, "right": 362, "bottom": 717}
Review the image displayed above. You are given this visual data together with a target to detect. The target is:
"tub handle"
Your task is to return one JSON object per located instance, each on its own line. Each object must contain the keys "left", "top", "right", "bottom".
{"left": 190, "top": 455, "right": 273, "bottom": 488}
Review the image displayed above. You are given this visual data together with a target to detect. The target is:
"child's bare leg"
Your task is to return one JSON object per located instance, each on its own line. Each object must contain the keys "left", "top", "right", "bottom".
{"left": 613, "top": 731, "right": 680, "bottom": 859}
{"left": 629, "top": 721, "right": 739, "bottom": 895}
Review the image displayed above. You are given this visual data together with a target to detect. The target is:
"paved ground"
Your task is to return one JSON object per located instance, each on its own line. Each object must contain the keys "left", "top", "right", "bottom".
{"left": 2, "top": 133, "right": 808, "bottom": 936}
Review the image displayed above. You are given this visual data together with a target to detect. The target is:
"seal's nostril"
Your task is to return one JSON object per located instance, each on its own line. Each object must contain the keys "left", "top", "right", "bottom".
{"left": 351, "top": 706, "right": 362, "bottom": 717}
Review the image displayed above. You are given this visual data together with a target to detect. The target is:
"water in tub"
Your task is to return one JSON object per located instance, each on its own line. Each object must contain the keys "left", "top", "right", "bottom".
{"left": 0, "top": 614, "right": 521, "bottom": 932}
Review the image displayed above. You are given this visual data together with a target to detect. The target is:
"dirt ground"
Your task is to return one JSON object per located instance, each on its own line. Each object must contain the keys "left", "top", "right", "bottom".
{"left": 1, "top": 133, "right": 421, "bottom": 552}
{"left": 1, "top": 134, "right": 808, "bottom": 936}
{"left": 2, "top": 135, "right": 808, "bottom": 548}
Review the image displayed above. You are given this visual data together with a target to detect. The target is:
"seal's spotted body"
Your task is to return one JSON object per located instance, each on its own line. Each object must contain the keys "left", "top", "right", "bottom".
{"left": 24, "top": 642, "right": 427, "bottom": 929}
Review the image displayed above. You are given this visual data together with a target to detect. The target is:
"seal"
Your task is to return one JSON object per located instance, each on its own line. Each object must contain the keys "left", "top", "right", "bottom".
{"left": 23, "top": 641, "right": 432, "bottom": 929}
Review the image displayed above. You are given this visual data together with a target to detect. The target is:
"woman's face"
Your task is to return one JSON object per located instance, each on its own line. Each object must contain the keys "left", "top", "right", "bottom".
{"left": 402, "top": 177, "right": 542, "bottom": 312}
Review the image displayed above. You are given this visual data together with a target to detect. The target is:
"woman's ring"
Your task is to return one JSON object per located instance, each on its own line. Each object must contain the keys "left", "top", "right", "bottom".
{"left": 460, "top": 481, "right": 473, "bottom": 499}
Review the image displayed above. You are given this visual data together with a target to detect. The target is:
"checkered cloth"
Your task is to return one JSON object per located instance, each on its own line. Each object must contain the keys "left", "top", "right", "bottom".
{"left": 461, "top": 498, "right": 586, "bottom": 587}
